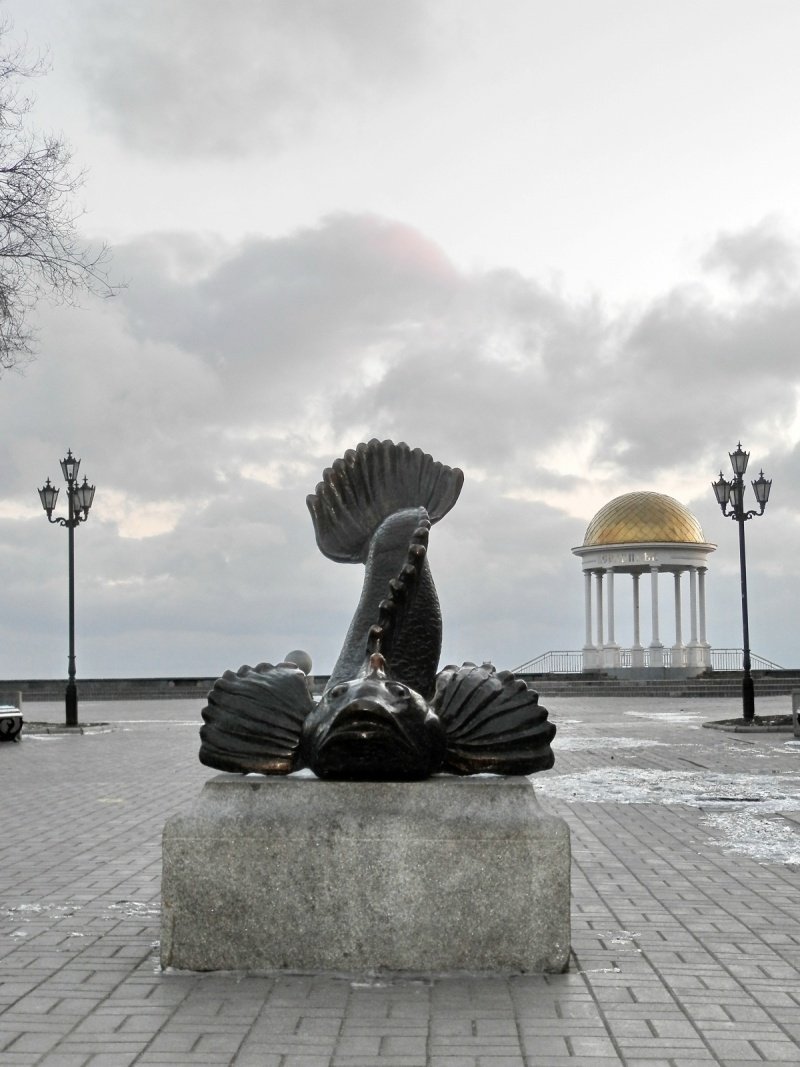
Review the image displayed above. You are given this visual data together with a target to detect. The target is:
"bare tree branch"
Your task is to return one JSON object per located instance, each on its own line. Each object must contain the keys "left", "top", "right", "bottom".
{"left": 0, "top": 19, "right": 116, "bottom": 374}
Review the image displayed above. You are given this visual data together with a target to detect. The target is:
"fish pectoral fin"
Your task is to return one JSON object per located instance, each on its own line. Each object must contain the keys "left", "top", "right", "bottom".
{"left": 199, "top": 661, "right": 314, "bottom": 775}
{"left": 433, "top": 663, "right": 556, "bottom": 776}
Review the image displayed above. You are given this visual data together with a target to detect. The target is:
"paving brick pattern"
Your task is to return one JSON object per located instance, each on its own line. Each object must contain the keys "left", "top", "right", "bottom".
{"left": 1, "top": 695, "right": 798, "bottom": 1065}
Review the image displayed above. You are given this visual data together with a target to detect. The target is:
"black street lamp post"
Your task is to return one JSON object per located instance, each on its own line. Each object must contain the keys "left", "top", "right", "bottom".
{"left": 38, "top": 450, "right": 96, "bottom": 727}
{"left": 712, "top": 443, "right": 771, "bottom": 723}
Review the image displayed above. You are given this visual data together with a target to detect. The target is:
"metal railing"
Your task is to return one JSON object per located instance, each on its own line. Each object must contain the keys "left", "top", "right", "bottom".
{"left": 513, "top": 648, "right": 784, "bottom": 674}
{"left": 512, "top": 651, "right": 584, "bottom": 673}
{"left": 709, "top": 648, "right": 784, "bottom": 671}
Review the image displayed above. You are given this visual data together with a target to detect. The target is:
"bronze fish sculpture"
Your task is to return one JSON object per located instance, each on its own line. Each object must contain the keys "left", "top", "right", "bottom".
{"left": 199, "top": 439, "right": 555, "bottom": 780}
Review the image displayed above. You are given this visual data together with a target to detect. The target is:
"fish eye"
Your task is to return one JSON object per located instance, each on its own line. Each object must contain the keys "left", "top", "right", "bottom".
{"left": 329, "top": 684, "right": 348, "bottom": 699}
{"left": 387, "top": 682, "right": 407, "bottom": 698}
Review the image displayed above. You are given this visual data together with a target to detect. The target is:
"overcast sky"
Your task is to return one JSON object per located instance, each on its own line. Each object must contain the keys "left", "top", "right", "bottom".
{"left": 1, "top": 0, "right": 799, "bottom": 681}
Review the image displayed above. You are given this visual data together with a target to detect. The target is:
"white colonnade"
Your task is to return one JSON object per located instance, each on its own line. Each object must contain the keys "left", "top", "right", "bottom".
{"left": 580, "top": 564, "right": 711, "bottom": 672}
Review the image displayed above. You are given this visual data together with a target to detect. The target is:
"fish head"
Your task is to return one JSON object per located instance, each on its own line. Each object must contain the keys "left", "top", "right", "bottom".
{"left": 301, "top": 653, "right": 445, "bottom": 780}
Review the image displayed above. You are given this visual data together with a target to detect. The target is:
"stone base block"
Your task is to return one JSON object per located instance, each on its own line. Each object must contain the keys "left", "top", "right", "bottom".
{"left": 161, "top": 774, "right": 571, "bottom": 974}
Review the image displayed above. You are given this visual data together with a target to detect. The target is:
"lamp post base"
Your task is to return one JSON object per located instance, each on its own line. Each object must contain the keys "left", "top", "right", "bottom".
{"left": 65, "top": 681, "right": 78, "bottom": 727}
{"left": 742, "top": 671, "right": 755, "bottom": 723}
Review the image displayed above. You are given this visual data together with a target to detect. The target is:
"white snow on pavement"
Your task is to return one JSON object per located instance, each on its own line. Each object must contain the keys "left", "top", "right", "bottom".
{"left": 702, "top": 811, "right": 800, "bottom": 866}
{"left": 536, "top": 767, "right": 800, "bottom": 866}
{"left": 535, "top": 768, "right": 800, "bottom": 809}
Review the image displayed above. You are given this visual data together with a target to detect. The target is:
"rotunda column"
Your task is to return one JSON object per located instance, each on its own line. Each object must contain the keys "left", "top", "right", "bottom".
{"left": 648, "top": 565, "right": 664, "bottom": 667}
{"left": 698, "top": 566, "right": 711, "bottom": 667}
{"left": 687, "top": 566, "right": 703, "bottom": 669}
{"left": 603, "top": 568, "right": 620, "bottom": 668}
{"left": 582, "top": 570, "right": 598, "bottom": 670}
{"left": 671, "top": 571, "right": 686, "bottom": 667}
{"left": 631, "top": 572, "right": 644, "bottom": 667}
{"left": 595, "top": 570, "right": 604, "bottom": 650}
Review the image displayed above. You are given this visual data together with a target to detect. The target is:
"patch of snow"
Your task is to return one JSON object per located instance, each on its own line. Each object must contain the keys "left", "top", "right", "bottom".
{"left": 537, "top": 767, "right": 800, "bottom": 867}
{"left": 702, "top": 811, "right": 800, "bottom": 866}
{"left": 106, "top": 901, "right": 160, "bottom": 919}
{"left": 555, "top": 736, "right": 662, "bottom": 752}
{"left": 2, "top": 903, "right": 80, "bottom": 919}
{"left": 536, "top": 768, "right": 800, "bottom": 810}
{"left": 624, "top": 710, "right": 704, "bottom": 724}
{"left": 603, "top": 930, "right": 641, "bottom": 945}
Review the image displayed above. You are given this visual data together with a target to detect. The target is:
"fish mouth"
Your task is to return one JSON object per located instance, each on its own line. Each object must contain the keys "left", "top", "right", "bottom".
{"left": 321, "top": 702, "right": 402, "bottom": 745}
{"left": 311, "top": 700, "right": 429, "bottom": 780}
{"left": 299, "top": 681, "right": 446, "bottom": 781}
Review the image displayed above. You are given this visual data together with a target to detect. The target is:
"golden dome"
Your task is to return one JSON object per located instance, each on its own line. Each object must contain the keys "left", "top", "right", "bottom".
{"left": 583, "top": 492, "right": 706, "bottom": 547}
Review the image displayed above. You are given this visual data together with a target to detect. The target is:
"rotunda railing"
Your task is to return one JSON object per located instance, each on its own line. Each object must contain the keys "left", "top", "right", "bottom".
{"left": 513, "top": 648, "right": 784, "bottom": 674}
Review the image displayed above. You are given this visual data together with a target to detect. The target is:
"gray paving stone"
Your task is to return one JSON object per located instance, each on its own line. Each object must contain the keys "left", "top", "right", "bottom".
{"left": 35, "top": 1055, "right": 91, "bottom": 1067}
{"left": 84, "top": 1055, "right": 142, "bottom": 1067}
{"left": 750, "top": 1039, "right": 800, "bottom": 1061}
{"left": 332, "top": 1059, "right": 427, "bottom": 1067}
{"left": 229, "top": 1053, "right": 283, "bottom": 1067}
{"left": 667, "top": 1058, "right": 718, "bottom": 1066}
{"left": 3, "top": 695, "right": 800, "bottom": 1065}
{"left": 428, "top": 1059, "right": 479, "bottom": 1067}
{"left": 475, "top": 1058, "right": 525, "bottom": 1067}
{"left": 282, "top": 1058, "right": 337, "bottom": 1067}
{"left": 518, "top": 1034, "right": 571, "bottom": 1056}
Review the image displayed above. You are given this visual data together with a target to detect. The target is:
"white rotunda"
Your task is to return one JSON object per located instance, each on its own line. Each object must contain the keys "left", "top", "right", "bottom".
{"left": 572, "top": 492, "right": 716, "bottom": 676}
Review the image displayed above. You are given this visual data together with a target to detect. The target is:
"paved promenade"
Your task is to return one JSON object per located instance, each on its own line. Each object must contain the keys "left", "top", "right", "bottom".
{"left": 1, "top": 694, "right": 799, "bottom": 1066}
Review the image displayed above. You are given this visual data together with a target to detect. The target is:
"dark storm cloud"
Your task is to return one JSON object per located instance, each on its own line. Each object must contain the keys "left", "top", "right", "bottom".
{"left": 74, "top": 0, "right": 433, "bottom": 157}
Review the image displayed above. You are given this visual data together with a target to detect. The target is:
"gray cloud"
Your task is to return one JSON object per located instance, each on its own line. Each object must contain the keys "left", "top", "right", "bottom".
{"left": 2, "top": 213, "right": 800, "bottom": 678}
{"left": 73, "top": 0, "right": 433, "bottom": 157}
{"left": 119, "top": 215, "right": 458, "bottom": 368}
{"left": 702, "top": 216, "right": 799, "bottom": 292}
{"left": 598, "top": 289, "right": 800, "bottom": 481}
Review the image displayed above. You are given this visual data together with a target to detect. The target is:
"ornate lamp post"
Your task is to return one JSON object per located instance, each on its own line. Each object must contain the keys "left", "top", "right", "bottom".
{"left": 38, "top": 450, "right": 96, "bottom": 727}
{"left": 712, "top": 444, "right": 771, "bottom": 722}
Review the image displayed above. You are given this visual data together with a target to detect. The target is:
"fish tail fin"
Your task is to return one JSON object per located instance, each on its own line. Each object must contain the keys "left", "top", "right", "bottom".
{"left": 306, "top": 439, "right": 464, "bottom": 562}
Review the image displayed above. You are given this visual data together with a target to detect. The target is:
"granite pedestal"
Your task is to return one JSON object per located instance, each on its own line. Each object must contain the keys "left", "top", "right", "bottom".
{"left": 161, "top": 774, "right": 570, "bottom": 974}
